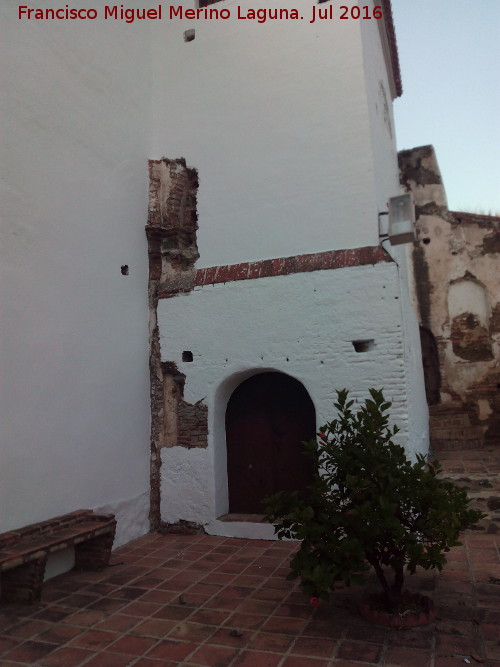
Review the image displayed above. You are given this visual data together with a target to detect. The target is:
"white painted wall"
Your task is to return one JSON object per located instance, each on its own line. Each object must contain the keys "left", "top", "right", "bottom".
{"left": 360, "top": 13, "right": 400, "bottom": 216}
{"left": 1, "top": 0, "right": 428, "bottom": 549}
{"left": 157, "top": 263, "right": 429, "bottom": 535}
{"left": 0, "top": 4, "right": 152, "bottom": 547}
{"left": 152, "top": 1, "right": 428, "bottom": 536}
{"left": 151, "top": 0, "right": 388, "bottom": 267}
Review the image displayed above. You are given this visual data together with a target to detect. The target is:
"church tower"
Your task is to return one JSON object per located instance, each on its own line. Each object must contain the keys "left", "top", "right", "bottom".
{"left": 147, "top": 0, "right": 429, "bottom": 537}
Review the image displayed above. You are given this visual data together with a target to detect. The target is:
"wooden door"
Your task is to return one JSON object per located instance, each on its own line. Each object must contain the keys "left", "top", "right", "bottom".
{"left": 225, "top": 372, "right": 316, "bottom": 514}
{"left": 420, "top": 327, "right": 441, "bottom": 405}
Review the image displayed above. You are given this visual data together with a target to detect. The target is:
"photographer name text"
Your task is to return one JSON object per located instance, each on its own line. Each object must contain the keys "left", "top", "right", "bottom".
{"left": 18, "top": 4, "right": 383, "bottom": 25}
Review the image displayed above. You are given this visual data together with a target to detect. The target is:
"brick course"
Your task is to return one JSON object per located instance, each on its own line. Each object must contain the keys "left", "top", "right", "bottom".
{"left": 157, "top": 245, "right": 392, "bottom": 298}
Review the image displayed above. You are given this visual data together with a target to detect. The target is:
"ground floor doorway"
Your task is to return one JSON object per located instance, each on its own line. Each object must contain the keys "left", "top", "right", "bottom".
{"left": 225, "top": 372, "right": 316, "bottom": 514}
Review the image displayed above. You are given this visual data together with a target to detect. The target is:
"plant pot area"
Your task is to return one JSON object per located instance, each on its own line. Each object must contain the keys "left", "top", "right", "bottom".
{"left": 358, "top": 591, "right": 435, "bottom": 628}
{"left": 264, "top": 389, "right": 485, "bottom": 634}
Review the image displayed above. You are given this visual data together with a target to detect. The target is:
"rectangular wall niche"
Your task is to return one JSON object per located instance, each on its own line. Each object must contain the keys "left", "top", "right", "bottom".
{"left": 352, "top": 339, "right": 375, "bottom": 353}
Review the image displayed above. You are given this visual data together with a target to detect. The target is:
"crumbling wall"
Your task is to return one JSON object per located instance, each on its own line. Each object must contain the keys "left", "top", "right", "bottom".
{"left": 399, "top": 145, "right": 499, "bottom": 446}
{"left": 146, "top": 158, "right": 205, "bottom": 528}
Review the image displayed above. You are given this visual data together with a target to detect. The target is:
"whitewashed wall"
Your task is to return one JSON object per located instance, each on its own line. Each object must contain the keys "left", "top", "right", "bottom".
{"left": 151, "top": 0, "right": 388, "bottom": 267}
{"left": 0, "top": 4, "right": 152, "bottom": 547}
{"left": 153, "top": 0, "right": 428, "bottom": 536}
{"left": 0, "top": 0, "right": 428, "bottom": 549}
{"left": 158, "top": 263, "right": 428, "bottom": 535}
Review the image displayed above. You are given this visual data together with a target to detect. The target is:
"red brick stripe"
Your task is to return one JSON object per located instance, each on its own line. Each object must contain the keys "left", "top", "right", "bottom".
{"left": 194, "top": 246, "right": 392, "bottom": 288}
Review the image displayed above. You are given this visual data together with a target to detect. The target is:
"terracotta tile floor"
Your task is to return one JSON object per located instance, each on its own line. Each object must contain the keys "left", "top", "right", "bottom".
{"left": 1, "top": 449, "right": 499, "bottom": 666}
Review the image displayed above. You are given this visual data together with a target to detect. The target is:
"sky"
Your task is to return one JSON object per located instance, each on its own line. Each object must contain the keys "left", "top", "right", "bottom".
{"left": 391, "top": 0, "right": 500, "bottom": 214}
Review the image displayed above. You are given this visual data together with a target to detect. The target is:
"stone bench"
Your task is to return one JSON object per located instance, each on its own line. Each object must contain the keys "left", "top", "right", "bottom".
{"left": 0, "top": 510, "right": 116, "bottom": 603}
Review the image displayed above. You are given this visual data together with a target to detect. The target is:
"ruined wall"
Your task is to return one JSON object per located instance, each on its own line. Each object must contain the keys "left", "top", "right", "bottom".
{"left": 399, "top": 145, "right": 500, "bottom": 446}
{"left": 145, "top": 159, "right": 209, "bottom": 528}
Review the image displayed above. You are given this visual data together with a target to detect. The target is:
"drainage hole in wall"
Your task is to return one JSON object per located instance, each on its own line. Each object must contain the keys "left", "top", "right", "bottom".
{"left": 422, "top": 238, "right": 431, "bottom": 245}
{"left": 182, "top": 351, "right": 193, "bottom": 362}
{"left": 352, "top": 340, "right": 375, "bottom": 353}
{"left": 121, "top": 265, "right": 129, "bottom": 275}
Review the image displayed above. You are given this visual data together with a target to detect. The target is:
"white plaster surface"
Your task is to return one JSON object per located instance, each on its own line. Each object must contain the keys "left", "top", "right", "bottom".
{"left": 95, "top": 491, "right": 151, "bottom": 549}
{"left": 160, "top": 447, "right": 213, "bottom": 525}
{"left": 0, "top": 0, "right": 427, "bottom": 548}
{"left": 448, "top": 279, "right": 491, "bottom": 325}
{"left": 205, "top": 520, "right": 277, "bottom": 540}
{"left": 158, "top": 264, "right": 429, "bottom": 532}
{"left": 0, "top": 6, "right": 152, "bottom": 540}
{"left": 150, "top": 0, "right": 401, "bottom": 267}
{"left": 360, "top": 14, "right": 400, "bottom": 217}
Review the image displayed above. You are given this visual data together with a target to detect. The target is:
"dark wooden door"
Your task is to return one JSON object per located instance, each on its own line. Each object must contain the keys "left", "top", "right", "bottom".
{"left": 420, "top": 327, "right": 441, "bottom": 405}
{"left": 226, "top": 372, "right": 316, "bottom": 513}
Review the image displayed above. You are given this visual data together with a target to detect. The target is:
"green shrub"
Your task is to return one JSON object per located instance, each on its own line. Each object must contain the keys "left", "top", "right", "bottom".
{"left": 264, "top": 389, "right": 483, "bottom": 613}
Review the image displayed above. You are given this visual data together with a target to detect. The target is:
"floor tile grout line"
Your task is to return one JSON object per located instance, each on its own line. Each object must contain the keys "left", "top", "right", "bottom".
{"left": 1, "top": 485, "right": 499, "bottom": 667}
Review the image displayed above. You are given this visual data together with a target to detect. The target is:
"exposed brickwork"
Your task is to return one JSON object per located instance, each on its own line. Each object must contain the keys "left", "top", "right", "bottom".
{"left": 159, "top": 519, "right": 205, "bottom": 535}
{"left": 450, "top": 312, "right": 494, "bottom": 362}
{"left": 177, "top": 399, "right": 208, "bottom": 449}
{"left": 74, "top": 532, "right": 116, "bottom": 571}
{"left": 490, "top": 303, "right": 500, "bottom": 333}
{"left": 146, "top": 158, "right": 201, "bottom": 526}
{"left": 429, "top": 404, "right": 484, "bottom": 452}
{"left": 147, "top": 157, "right": 199, "bottom": 274}
{"left": 0, "top": 557, "right": 48, "bottom": 604}
{"left": 0, "top": 510, "right": 116, "bottom": 604}
{"left": 451, "top": 210, "right": 500, "bottom": 230}
{"left": 160, "top": 362, "right": 208, "bottom": 450}
{"left": 148, "top": 158, "right": 198, "bottom": 236}
{"left": 157, "top": 246, "right": 392, "bottom": 298}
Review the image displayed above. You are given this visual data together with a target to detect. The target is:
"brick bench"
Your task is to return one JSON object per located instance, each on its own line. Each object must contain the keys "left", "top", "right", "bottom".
{"left": 0, "top": 510, "right": 116, "bottom": 604}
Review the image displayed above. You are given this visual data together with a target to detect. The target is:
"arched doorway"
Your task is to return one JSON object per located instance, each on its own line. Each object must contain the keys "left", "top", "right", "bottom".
{"left": 225, "top": 372, "right": 316, "bottom": 514}
{"left": 419, "top": 327, "right": 441, "bottom": 405}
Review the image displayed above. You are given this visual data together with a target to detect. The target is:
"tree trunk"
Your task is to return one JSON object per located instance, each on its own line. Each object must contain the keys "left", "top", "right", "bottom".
{"left": 388, "top": 562, "right": 405, "bottom": 612}
{"left": 370, "top": 558, "right": 405, "bottom": 613}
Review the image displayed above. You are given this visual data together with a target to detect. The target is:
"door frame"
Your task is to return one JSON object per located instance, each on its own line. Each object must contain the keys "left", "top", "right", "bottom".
{"left": 212, "top": 368, "right": 317, "bottom": 519}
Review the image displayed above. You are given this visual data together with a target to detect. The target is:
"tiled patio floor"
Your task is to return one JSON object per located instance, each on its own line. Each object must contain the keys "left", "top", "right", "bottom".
{"left": 1, "top": 449, "right": 499, "bottom": 667}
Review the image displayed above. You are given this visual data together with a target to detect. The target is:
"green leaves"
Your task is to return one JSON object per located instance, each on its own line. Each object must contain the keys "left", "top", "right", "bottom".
{"left": 263, "top": 388, "right": 484, "bottom": 608}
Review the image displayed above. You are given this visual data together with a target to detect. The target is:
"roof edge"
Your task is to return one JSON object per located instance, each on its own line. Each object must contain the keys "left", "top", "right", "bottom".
{"left": 382, "top": 0, "right": 402, "bottom": 98}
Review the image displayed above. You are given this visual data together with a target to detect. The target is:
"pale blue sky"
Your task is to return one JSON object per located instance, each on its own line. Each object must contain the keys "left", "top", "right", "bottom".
{"left": 392, "top": 0, "right": 500, "bottom": 214}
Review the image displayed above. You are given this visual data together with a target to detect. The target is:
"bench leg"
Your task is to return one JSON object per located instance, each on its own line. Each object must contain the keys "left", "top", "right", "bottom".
{"left": 74, "top": 532, "right": 114, "bottom": 570}
{"left": 1, "top": 557, "right": 47, "bottom": 604}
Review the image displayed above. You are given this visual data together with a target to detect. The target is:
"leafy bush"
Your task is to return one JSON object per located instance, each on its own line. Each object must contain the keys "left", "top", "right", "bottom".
{"left": 264, "top": 389, "right": 483, "bottom": 613}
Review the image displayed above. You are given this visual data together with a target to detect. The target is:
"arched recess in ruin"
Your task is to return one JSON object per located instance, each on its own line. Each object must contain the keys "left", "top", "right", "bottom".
{"left": 447, "top": 277, "right": 493, "bottom": 362}
{"left": 419, "top": 327, "right": 441, "bottom": 405}
{"left": 224, "top": 372, "right": 316, "bottom": 514}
